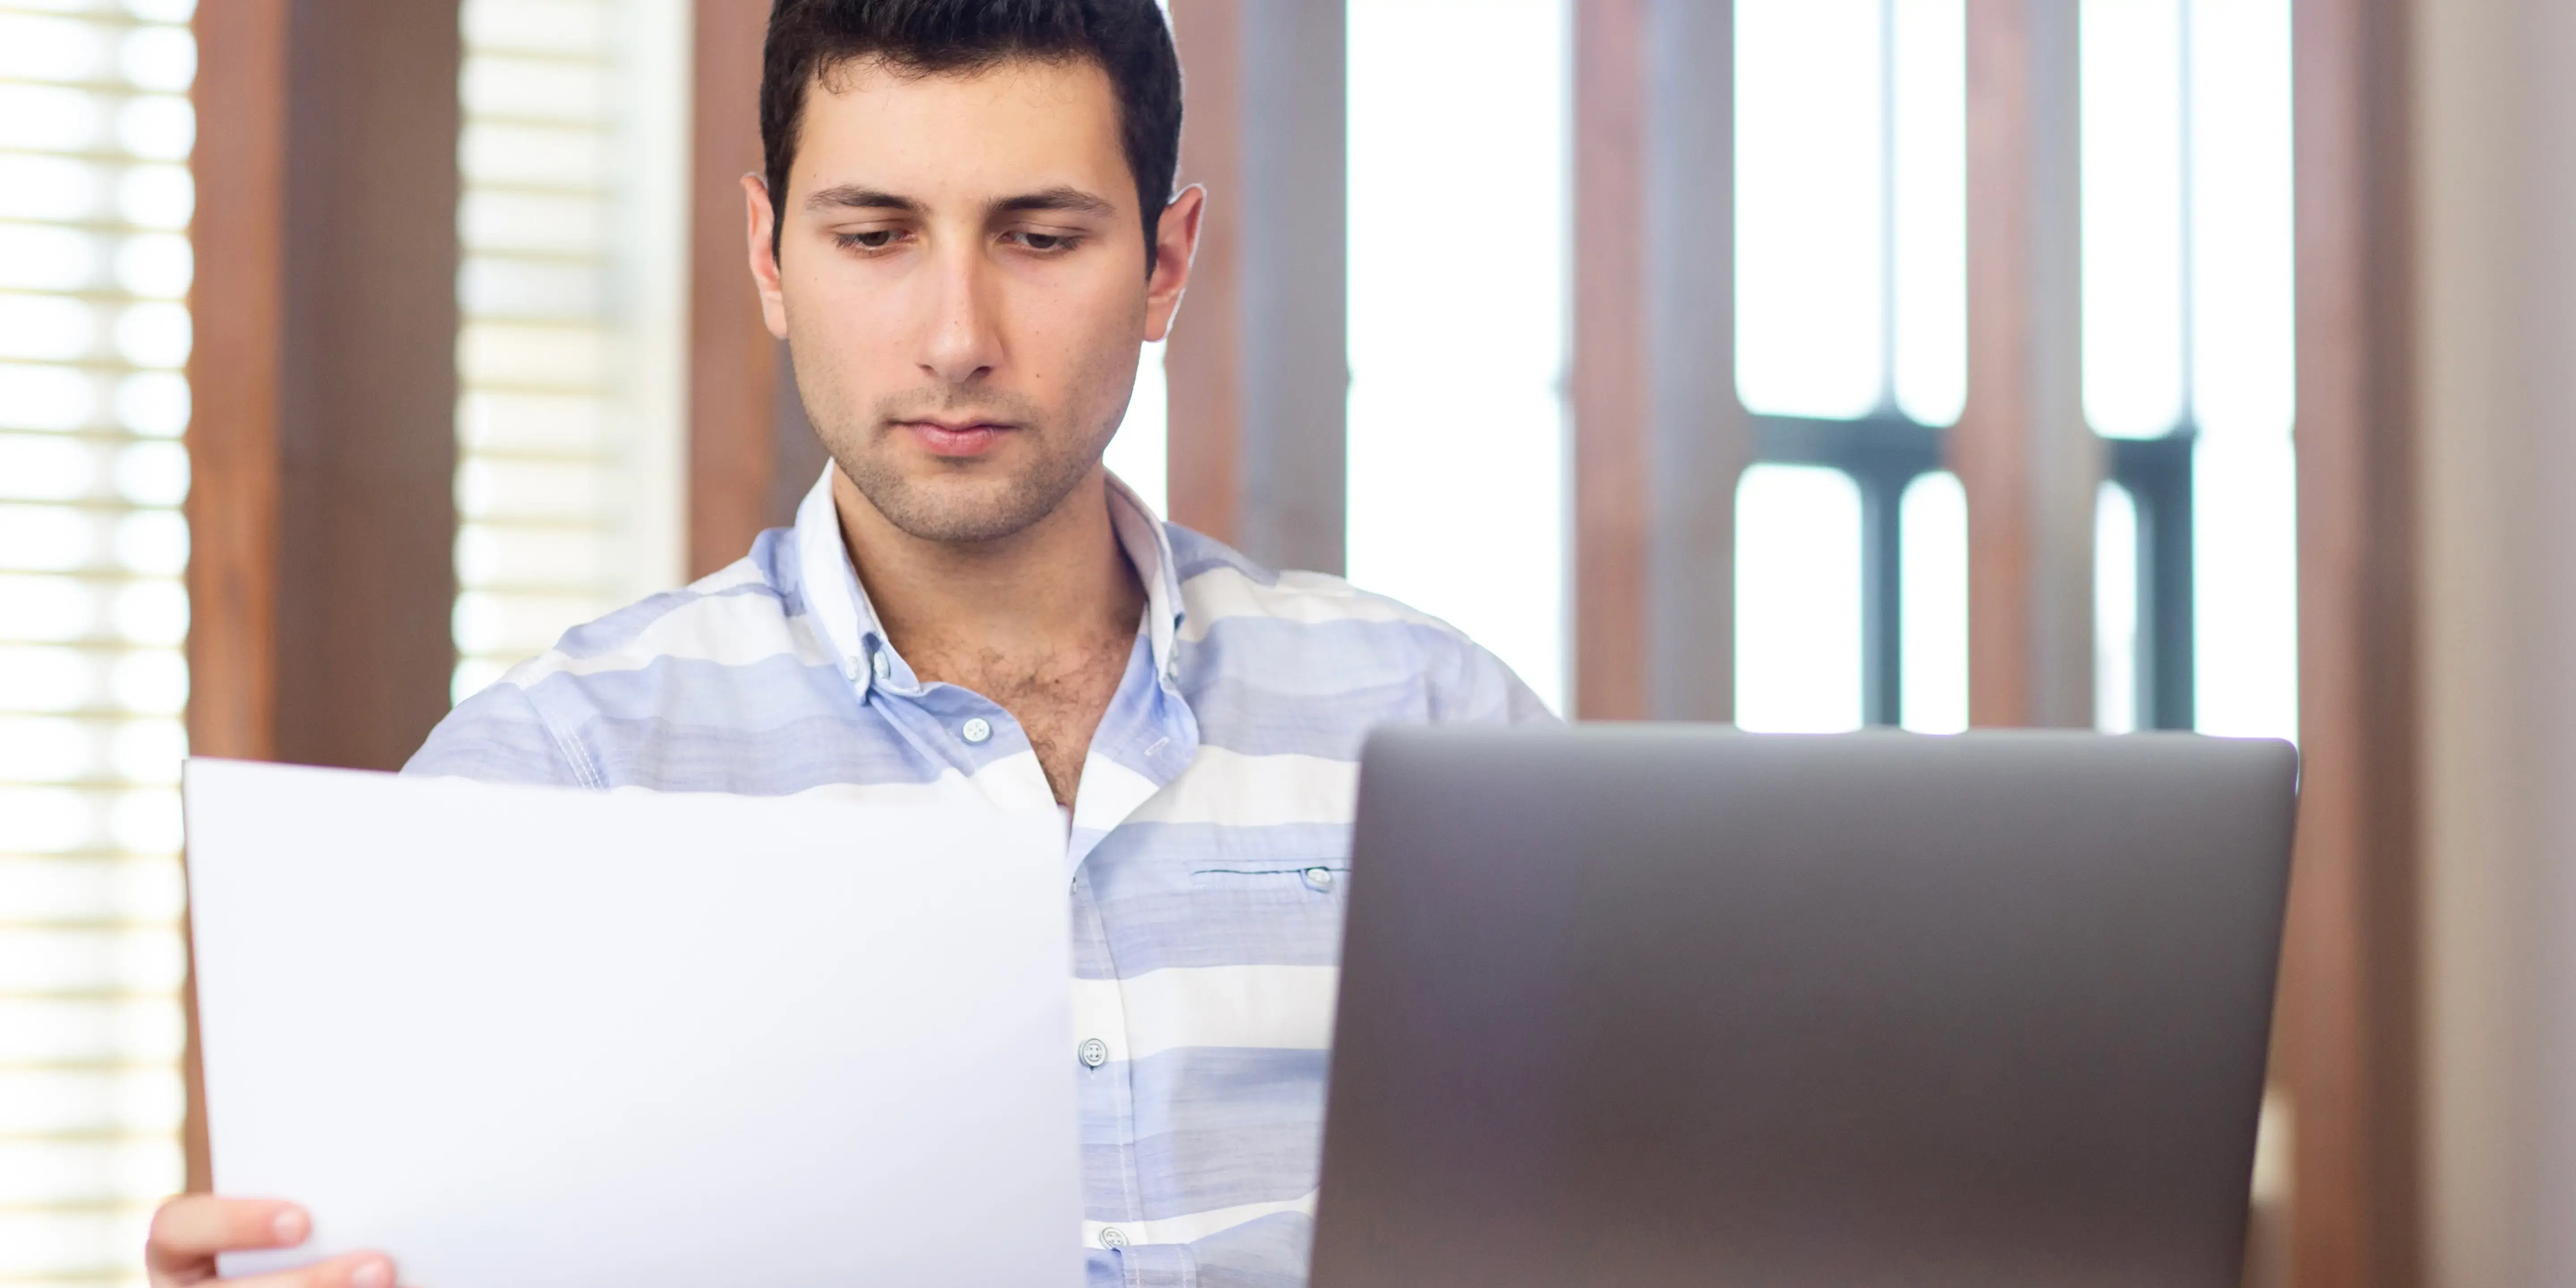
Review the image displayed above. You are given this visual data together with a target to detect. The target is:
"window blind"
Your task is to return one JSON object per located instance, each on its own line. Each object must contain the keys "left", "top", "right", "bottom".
{"left": 454, "top": 0, "right": 686, "bottom": 700}
{"left": 0, "top": 0, "right": 199, "bottom": 1283}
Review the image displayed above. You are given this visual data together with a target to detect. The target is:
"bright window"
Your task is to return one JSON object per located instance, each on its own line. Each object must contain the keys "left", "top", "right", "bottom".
{"left": 2079, "top": 0, "right": 2296, "bottom": 739}
{"left": 1899, "top": 471, "right": 1969, "bottom": 733}
{"left": 2186, "top": 0, "right": 2296, "bottom": 742}
{"left": 1733, "top": 0, "right": 1969, "bottom": 730}
{"left": 452, "top": 0, "right": 690, "bottom": 699}
{"left": 2096, "top": 480, "right": 2142, "bottom": 733}
{"left": 1102, "top": 339, "right": 1168, "bottom": 515}
{"left": 0, "top": 1, "right": 199, "bottom": 1280}
{"left": 1735, "top": 465, "right": 1865, "bottom": 732}
{"left": 1345, "top": 0, "right": 1571, "bottom": 713}
{"left": 2081, "top": 0, "right": 2188, "bottom": 441}
{"left": 1735, "top": 0, "right": 1885, "bottom": 421}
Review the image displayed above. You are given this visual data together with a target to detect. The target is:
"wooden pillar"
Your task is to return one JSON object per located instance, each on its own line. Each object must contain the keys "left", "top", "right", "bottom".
{"left": 1571, "top": 0, "right": 1650, "bottom": 720}
{"left": 1162, "top": 0, "right": 1347, "bottom": 575}
{"left": 2283, "top": 2, "right": 2422, "bottom": 1284}
{"left": 688, "top": 0, "right": 774, "bottom": 576}
{"left": 689, "top": 0, "right": 826, "bottom": 576}
{"left": 1573, "top": 0, "right": 1750, "bottom": 722}
{"left": 1642, "top": 0, "right": 1750, "bottom": 722}
{"left": 1164, "top": 0, "right": 1242, "bottom": 552}
{"left": 1955, "top": 0, "right": 2096, "bottom": 729}
{"left": 185, "top": 0, "right": 465, "bottom": 1185}
{"left": 2412, "top": 2, "right": 2576, "bottom": 1282}
{"left": 186, "top": 5, "right": 462, "bottom": 771}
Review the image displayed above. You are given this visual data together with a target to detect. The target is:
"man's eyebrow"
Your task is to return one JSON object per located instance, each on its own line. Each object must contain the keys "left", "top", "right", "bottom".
{"left": 805, "top": 184, "right": 918, "bottom": 213}
{"left": 990, "top": 186, "right": 1119, "bottom": 219}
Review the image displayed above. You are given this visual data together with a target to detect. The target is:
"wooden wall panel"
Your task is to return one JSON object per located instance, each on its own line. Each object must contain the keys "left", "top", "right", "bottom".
{"left": 1571, "top": 0, "right": 1650, "bottom": 720}
{"left": 186, "top": 7, "right": 461, "bottom": 768}
{"left": 189, "top": 1, "right": 462, "bottom": 771}
{"left": 185, "top": 0, "right": 464, "bottom": 1188}
{"left": 268, "top": 5, "right": 464, "bottom": 769}
{"left": 1574, "top": 0, "right": 1749, "bottom": 723}
{"left": 186, "top": 0, "right": 289, "bottom": 768}
{"left": 1641, "top": 0, "right": 1749, "bottom": 723}
{"left": 1956, "top": 0, "right": 2097, "bottom": 729}
{"left": 2285, "top": 0, "right": 2421, "bottom": 1284}
{"left": 1233, "top": 1, "right": 1346, "bottom": 574}
{"left": 690, "top": 0, "right": 792, "bottom": 576}
{"left": 1161, "top": 0, "right": 1345, "bottom": 575}
{"left": 1163, "top": 0, "right": 1245, "bottom": 549}
{"left": 2410, "top": 4, "right": 2576, "bottom": 1281}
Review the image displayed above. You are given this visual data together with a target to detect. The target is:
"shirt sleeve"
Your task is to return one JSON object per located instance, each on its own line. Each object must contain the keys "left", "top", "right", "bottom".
{"left": 1429, "top": 634, "right": 1562, "bottom": 727}
{"left": 402, "top": 680, "right": 588, "bottom": 787}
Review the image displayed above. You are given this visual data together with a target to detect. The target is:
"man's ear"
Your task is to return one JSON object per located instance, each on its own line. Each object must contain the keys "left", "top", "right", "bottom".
{"left": 1144, "top": 184, "right": 1206, "bottom": 343}
{"left": 744, "top": 173, "right": 789, "bottom": 340}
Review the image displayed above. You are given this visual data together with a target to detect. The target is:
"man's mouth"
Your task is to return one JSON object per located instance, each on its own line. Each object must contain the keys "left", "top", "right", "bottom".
{"left": 896, "top": 419, "right": 1014, "bottom": 458}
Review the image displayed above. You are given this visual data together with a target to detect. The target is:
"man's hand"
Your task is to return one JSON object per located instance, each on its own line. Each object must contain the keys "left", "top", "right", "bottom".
{"left": 145, "top": 1196, "right": 396, "bottom": 1288}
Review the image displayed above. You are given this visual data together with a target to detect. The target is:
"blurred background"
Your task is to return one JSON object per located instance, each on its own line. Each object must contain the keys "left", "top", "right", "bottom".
{"left": 5, "top": 0, "right": 2574, "bottom": 1285}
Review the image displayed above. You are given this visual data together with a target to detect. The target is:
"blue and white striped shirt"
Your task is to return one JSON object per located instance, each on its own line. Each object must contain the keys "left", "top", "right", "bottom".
{"left": 406, "top": 470, "right": 1551, "bottom": 1287}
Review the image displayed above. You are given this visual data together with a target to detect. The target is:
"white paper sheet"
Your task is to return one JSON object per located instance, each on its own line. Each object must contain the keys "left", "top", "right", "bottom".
{"left": 183, "top": 758, "right": 1081, "bottom": 1288}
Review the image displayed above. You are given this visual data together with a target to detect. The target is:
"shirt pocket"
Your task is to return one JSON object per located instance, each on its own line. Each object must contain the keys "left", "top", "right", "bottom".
{"left": 1191, "top": 862, "right": 1348, "bottom": 897}
{"left": 1179, "top": 861, "right": 1353, "bottom": 966}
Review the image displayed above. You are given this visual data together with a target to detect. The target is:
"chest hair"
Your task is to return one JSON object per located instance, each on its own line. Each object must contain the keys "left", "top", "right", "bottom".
{"left": 911, "top": 632, "right": 1135, "bottom": 805}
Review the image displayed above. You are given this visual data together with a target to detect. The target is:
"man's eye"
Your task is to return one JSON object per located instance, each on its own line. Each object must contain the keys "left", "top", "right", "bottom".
{"left": 1011, "top": 232, "right": 1079, "bottom": 253}
{"left": 834, "top": 229, "right": 900, "bottom": 251}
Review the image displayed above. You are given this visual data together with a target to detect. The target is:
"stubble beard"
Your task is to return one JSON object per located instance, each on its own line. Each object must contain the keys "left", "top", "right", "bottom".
{"left": 784, "top": 309, "right": 1142, "bottom": 546}
{"left": 813, "top": 385, "right": 1110, "bottom": 546}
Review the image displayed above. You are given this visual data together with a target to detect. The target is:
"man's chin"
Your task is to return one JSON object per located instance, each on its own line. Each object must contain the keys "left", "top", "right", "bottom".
{"left": 846, "top": 463, "right": 1078, "bottom": 546}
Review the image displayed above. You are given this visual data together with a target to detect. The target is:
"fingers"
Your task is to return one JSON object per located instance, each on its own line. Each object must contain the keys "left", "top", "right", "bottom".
{"left": 218, "top": 1251, "right": 398, "bottom": 1288}
{"left": 144, "top": 1197, "right": 395, "bottom": 1288}
{"left": 146, "top": 1196, "right": 309, "bottom": 1269}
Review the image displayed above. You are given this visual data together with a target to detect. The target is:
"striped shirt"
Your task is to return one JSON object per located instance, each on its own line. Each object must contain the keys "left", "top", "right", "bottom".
{"left": 405, "top": 470, "right": 1552, "bottom": 1287}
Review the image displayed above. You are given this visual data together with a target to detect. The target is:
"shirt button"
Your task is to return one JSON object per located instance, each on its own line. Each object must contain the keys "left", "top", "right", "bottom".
{"left": 960, "top": 716, "right": 992, "bottom": 744}
{"left": 1079, "top": 1037, "right": 1109, "bottom": 1068}
{"left": 1303, "top": 867, "right": 1336, "bottom": 892}
{"left": 871, "top": 649, "right": 891, "bottom": 680}
{"left": 1099, "top": 1227, "right": 1129, "bottom": 1250}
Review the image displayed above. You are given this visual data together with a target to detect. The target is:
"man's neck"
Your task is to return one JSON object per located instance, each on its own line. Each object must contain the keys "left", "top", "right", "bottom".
{"left": 830, "top": 465, "right": 1144, "bottom": 669}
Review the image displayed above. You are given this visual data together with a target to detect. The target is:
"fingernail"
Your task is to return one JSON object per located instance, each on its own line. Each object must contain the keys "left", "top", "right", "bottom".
{"left": 271, "top": 1207, "right": 309, "bottom": 1244}
{"left": 350, "top": 1257, "right": 393, "bottom": 1288}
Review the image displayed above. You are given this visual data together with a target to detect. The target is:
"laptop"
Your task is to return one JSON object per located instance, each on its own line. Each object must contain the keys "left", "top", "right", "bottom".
{"left": 1311, "top": 726, "right": 2297, "bottom": 1288}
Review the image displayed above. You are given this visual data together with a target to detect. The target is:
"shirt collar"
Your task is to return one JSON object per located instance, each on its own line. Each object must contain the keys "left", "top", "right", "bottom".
{"left": 792, "top": 466, "right": 1188, "bottom": 700}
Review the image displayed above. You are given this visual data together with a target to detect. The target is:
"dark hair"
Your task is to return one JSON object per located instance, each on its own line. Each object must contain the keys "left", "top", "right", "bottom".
{"left": 761, "top": 0, "right": 1184, "bottom": 271}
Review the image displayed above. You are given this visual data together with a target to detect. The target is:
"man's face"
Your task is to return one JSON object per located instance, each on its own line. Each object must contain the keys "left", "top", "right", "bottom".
{"left": 746, "top": 56, "right": 1194, "bottom": 544}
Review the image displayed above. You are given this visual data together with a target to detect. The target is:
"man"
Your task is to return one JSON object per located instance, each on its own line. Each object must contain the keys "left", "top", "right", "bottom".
{"left": 148, "top": 1, "right": 1546, "bottom": 1284}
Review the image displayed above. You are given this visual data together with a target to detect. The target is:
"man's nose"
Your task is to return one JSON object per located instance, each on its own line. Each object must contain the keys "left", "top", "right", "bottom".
{"left": 918, "top": 241, "right": 1001, "bottom": 386}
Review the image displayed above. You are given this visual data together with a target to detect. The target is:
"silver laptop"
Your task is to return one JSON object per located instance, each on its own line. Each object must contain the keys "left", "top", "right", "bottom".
{"left": 1312, "top": 726, "right": 2296, "bottom": 1288}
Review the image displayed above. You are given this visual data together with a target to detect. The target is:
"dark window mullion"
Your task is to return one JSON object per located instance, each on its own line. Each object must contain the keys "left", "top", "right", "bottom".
{"left": 1859, "top": 467, "right": 1906, "bottom": 726}
{"left": 1754, "top": 413, "right": 1945, "bottom": 727}
{"left": 2109, "top": 431, "right": 2196, "bottom": 729}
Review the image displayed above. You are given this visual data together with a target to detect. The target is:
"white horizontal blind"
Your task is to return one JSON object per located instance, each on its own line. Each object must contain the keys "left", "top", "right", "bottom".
{"left": 0, "top": 0, "right": 198, "bottom": 1284}
{"left": 454, "top": 0, "right": 687, "bottom": 700}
